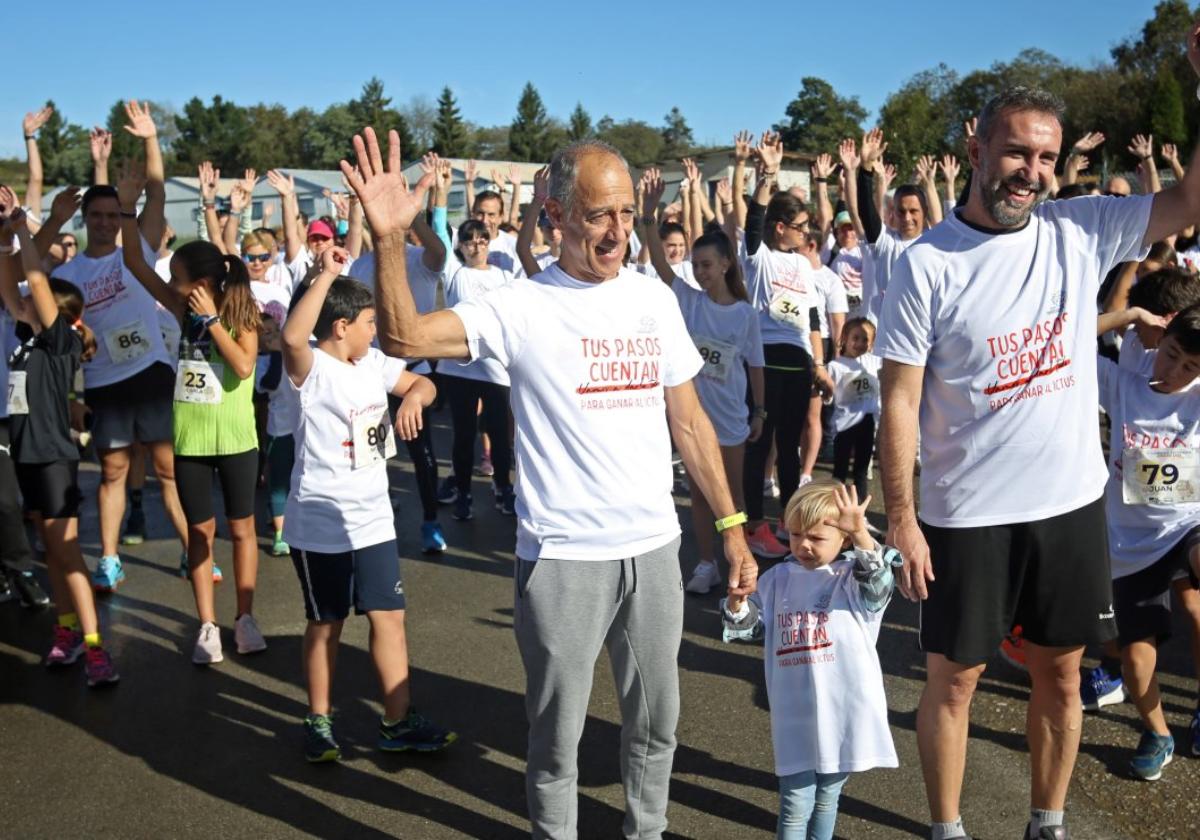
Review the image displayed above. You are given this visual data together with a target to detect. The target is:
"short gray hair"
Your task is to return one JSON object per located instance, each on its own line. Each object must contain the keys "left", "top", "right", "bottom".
{"left": 548, "top": 139, "right": 629, "bottom": 216}
{"left": 976, "top": 86, "right": 1065, "bottom": 144}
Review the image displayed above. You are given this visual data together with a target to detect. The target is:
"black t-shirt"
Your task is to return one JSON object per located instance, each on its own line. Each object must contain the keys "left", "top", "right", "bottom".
{"left": 9, "top": 315, "right": 82, "bottom": 463}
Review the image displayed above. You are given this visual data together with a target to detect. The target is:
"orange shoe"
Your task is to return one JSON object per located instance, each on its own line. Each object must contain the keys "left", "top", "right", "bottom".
{"left": 747, "top": 522, "right": 789, "bottom": 559}
{"left": 999, "top": 625, "right": 1028, "bottom": 671}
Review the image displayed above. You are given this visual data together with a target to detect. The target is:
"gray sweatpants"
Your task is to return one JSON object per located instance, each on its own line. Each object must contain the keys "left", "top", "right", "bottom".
{"left": 514, "top": 536, "right": 684, "bottom": 840}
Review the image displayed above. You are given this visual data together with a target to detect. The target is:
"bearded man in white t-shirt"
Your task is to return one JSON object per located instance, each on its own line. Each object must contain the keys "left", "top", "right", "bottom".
{"left": 877, "top": 57, "right": 1200, "bottom": 838}
{"left": 342, "top": 127, "right": 756, "bottom": 840}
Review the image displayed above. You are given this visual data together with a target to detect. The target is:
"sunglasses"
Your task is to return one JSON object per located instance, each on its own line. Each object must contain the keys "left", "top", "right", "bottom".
{"left": 245, "top": 253, "right": 272, "bottom": 264}
{"left": 62, "top": 240, "right": 78, "bottom": 248}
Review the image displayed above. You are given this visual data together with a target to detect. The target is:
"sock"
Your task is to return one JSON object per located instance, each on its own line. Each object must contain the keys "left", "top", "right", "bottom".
{"left": 129, "top": 488, "right": 143, "bottom": 508}
{"left": 1099, "top": 656, "right": 1122, "bottom": 678}
{"left": 274, "top": 529, "right": 284, "bottom": 542}
{"left": 83, "top": 632, "right": 102, "bottom": 649}
{"left": 1030, "top": 809, "right": 1063, "bottom": 834}
{"left": 58, "top": 612, "right": 80, "bottom": 630}
{"left": 931, "top": 818, "right": 966, "bottom": 840}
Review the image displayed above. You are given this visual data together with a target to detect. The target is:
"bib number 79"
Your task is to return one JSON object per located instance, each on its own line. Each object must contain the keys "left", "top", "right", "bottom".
{"left": 1141, "top": 463, "right": 1179, "bottom": 486}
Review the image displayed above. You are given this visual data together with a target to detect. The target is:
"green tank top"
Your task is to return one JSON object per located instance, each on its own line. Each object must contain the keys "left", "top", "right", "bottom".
{"left": 172, "top": 315, "right": 258, "bottom": 456}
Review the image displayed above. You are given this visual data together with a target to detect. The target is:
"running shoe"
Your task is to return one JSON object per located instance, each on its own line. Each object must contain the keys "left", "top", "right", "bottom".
{"left": 1190, "top": 708, "right": 1200, "bottom": 757}
{"left": 453, "top": 493, "right": 473, "bottom": 522}
{"left": 495, "top": 486, "right": 516, "bottom": 517}
{"left": 798, "top": 474, "right": 813, "bottom": 488}
{"left": 179, "top": 553, "right": 223, "bottom": 583}
{"left": 1130, "top": 730, "right": 1174, "bottom": 781}
{"left": 11, "top": 570, "right": 49, "bottom": 608}
{"left": 45, "top": 625, "right": 85, "bottom": 667}
{"left": 436, "top": 475, "right": 458, "bottom": 505}
{"left": 272, "top": 535, "right": 291, "bottom": 557}
{"left": 685, "top": 561, "right": 723, "bottom": 594}
{"left": 92, "top": 555, "right": 126, "bottom": 592}
{"left": 999, "top": 627, "right": 1028, "bottom": 671}
{"left": 0, "top": 572, "right": 13, "bottom": 604}
{"left": 378, "top": 709, "right": 457, "bottom": 753}
{"left": 234, "top": 614, "right": 267, "bottom": 654}
{"left": 304, "top": 713, "right": 341, "bottom": 763}
{"left": 84, "top": 646, "right": 120, "bottom": 687}
{"left": 421, "top": 522, "right": 447, "bottom": 554}
{"left": 763, "top": 478, "right": 780, "bottom": 499}
{"left": 1081, "top": 664, "right": 1125, "bottom": 711}
{"left": 474, "top": 455, "right": 494, "bottom": 477}
{"left": 747, "top": 522, "right": 789, "bottom": 559}
{"left": 192, "top": 621, "right": 224, "bottom": 665}
{"left": 1025, "top": 826, "right": 1069, "bottom": 840}
{"left": 120, "top": 506, "right": 146, "bottom": 546}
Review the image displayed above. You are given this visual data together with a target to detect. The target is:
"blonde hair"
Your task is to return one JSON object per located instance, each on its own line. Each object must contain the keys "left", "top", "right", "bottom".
{"left": 241, "top": 231, "right": 274, "bottom": 253}
{"left": 782, "top": 479, "right": 844, "bottom": 537}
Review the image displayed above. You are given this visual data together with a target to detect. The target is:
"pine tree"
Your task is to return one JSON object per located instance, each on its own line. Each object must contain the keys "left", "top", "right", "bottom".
{"left": 1148, "top": 61, "right": 1186, "bottom": 148}
{"left": 432, "top": 87, "right": 471, "bottom": 157}
{"left": 567, "top": 103, "right": 593, "bottom": 142}
{"left": 660, "top": 107, "right": 694, "bottom": 158}
{"left": 509, "top": 82, "right": 551, "bottom": 162}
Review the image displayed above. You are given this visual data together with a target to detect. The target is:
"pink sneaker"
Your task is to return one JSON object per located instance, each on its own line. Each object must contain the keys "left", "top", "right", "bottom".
{"left": 45, "top": 625, "right": 85, "bottom": 667}
{"left": 747, "top": 522, "right": 789, "bottom": 559}
{"left": 84, "top": 646, "right": 120, "bottom": 687}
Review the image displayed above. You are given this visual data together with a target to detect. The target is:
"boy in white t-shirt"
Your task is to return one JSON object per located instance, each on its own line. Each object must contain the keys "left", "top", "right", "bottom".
{"left": 722, "top": 480, "right": 902, "bottom": 840}
{"left": 280, "top": 246, "right": 455, "bottom": 763}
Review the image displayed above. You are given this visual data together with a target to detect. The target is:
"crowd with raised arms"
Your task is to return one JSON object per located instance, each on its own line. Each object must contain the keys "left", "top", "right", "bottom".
{"left": 9, "top": 20, "right": 1200, "bottom": 838}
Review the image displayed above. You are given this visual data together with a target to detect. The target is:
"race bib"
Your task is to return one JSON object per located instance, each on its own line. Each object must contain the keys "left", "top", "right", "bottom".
{"left": 6, "top": 370, "right": 28, "bottom": 415}
{"left": 1122, "top": 447, "right": 1200, "bottom": 505}
{"left": 103, "top": 320, "right": 151, "bottom": 365}
{"left": 768, "top": 289, "right": 809, "bottom": 329}
{"left": 352, "top": 408, "right": 396, "bottom": 470}
{"left": 694, "top": 336, "right": 738, "bottom": 383}
{"left": 174, "top": 359, "right": 223, "bottom": 405}
{"left": 846, "top": 373, "right": 876, "bottom": 403}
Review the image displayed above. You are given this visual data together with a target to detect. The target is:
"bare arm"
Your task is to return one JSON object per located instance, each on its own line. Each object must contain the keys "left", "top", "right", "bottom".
{"left": 464, "top": 159, "right": 477, "bottom": 216}
{"left": 732, "top": 130, "right": 752, "bottom": 230}
{"left": 267, "top": 170, "right": 303, "bottom": 264}
{"left": 346, "top": 196, "right": 364, "bottom": 258}
{"left": 117, "top": 171, "right": 186, "bottom": 319}
{"left": 940, "top": 154, "right": 960, "bottom": 206}
{"left": 1130, "top": 134, "right": 1161, "bottom": 195}
{"left": 880, "top": 359, "right": 933, "bottom": 601}
{"left": 679, "top": 177, "right": 693, "bottom": 245}
{"left": 32, "top": 188, "right": 81, "bottom": 259}
{"left": 507, "top": 164, "right": 522, "bottom": 228}
{"left": 22, "top": 107, "right": 52, "bottom": 220}
{"left": 838, "top": 139, "right": 867, "bottom": 240}
{"left": 916, "top": 155, "right": 942, "bottom": 226}
{"left": 282, "top": 250, "right": 345, "bottom": 386}
{"left": 187, "top": 284, "right": 258, "bottom": 379}
{"left": 686, "top": 160, "right": 705, "bottom": 246}
{"left": 639, "top": 170, "right": 675, "bottom": 285}
{"left": 89, "top": 128, "right": 112, "bottom": 186}
{"left": 1098, "top": 306, "right": 1165, "bottom": 337}
{"left": 516, "top": 165, "right": 549, "bottom": 278}
{"left": 197, "top": 162, "right": 227, "bottom": 255}
{"left": 1102, "top": 261, "right": 1139, "bottom": 314}
{"left": 124, "top": 101, "right": 166, "bottom": 249}
{"left": 812, "top": 154, "right": 834, "bottom": 243}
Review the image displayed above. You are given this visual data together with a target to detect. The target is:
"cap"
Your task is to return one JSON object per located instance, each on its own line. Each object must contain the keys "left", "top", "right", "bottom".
{"left": 307, "top": 220, "right": 334, "bottom": 240}
{"left": 834, "top": 210, "right": 853, "bottom": 228}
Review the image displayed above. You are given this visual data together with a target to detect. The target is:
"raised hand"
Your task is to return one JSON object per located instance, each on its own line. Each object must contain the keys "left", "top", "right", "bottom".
{"left": 860, "top": 128, "right": 887, "bottom": 171}
{"left": 0, "top": 185, "right": 20, "bottom": 217}
{"left": 733, "top": 130, "right": 753, "bottom": 162}
{"left": 262, "top": 202, "right": 275, "bottom": 223}
{"left": 822, "top": 483, "right": 872, "bottom": 538}
{"left": 198, "top": 161, "right": 220, "bottom": 204}
{"left": 229, "top": 183, "right": 251, "bottom": 215}
{"left": 1075, "top": 154, "right": 1091, "bottom": 173}
{"left": 715, "top": 177, "right": 732, "bottom": 205}
{"left": 23, "top": 106, "right": 53, "bottom": 137}
{"left": 640, "top": 168, "right": 665, "bottom": 217}
{"left": 464, "top": 159, "right": 477, "bottom": 183}
{"left": 939, "top": 153, "right": 960, "bottom": 184}
{"left": 1072, "top": 131, "right": 1105, "bottom": 153}
{"left": 1128, "top": 133, "right": 1154, "bottom": 160}
{"left": 881, "top": 163, "right": 897, "bottom": 191}
{"left": 507, "top": 163, "right": 521, "bottom": 185}
{"left": 266, "top": 169, "right": 295, "bottom": 198}
{"left": 533, "top": 165, "right": 551, "bottom": 203}
{"left": 438, "top": 158, "right": 454, "bottom": 192}
{"left": 122, "top": 100, "right": 157, "bottom": 139}
{"left": 490, "top": 168, "right": 507, "bottom": 190}
{"left": 838, "top": 138, "right": 860, "bottom": 171}
{"left": 339, "top": 127, "right": 434, "bottom": 238}
{"left": 419, "top": 151, "right": 441, "bottom": 179}
{"left": 89, "top": 128, "right": 112, "bottom": 163}
{"left": 188, "top": 285, "right": 217, "bottom": 317}
{"left": 49, "top": 186, "right": 82, "bottom": 223}
{"left": 963, "top": 118, "right": 977, "bottom": 140}
{"left": 811, "top": 153, "right": 834, "bottom": 181}
{"left": 682, "top": 157, "right": 701, "bottom": 186}
{"left": 117, "top": 163, "right": 147, "bottom": 211}
{"left": 1161, "top": 143, "right": 1180, "bottom": 165}
{"left": 320, "top": 245, "right": 350, "bottom": 274}
{"left": 915, "top": 155, "right": 936, "bottom": 186}
{"left": 756, "top": 131, "right": 783, "bottom": 172}
{"left": 239, "top": 168, "right": 257, "bottom": 195}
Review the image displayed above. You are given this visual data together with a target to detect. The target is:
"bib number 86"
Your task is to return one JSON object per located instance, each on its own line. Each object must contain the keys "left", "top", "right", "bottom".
{"left": 117, "top": 330, "right": 143, "bottom": 350}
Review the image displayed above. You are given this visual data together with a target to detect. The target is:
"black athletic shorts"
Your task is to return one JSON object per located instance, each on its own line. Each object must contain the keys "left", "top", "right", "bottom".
{"left": 174, "top": 449, "right": 258, "bottom": 524}
{"left": 1112, "top": 526, "right": 1200, "bottom": 647}
{"left": 15, "top": 460, "right": 82, "bottom": 519}
{"left": 290, "top": 539, "right": 406, "bottom": 621}
{"left": 919, "top": 496, "right": 1117, "bottom": 665}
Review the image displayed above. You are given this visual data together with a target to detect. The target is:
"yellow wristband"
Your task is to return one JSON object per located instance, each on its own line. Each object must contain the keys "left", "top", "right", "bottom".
{"left": 714, "top": 511, "right": 748, "bottom": 534}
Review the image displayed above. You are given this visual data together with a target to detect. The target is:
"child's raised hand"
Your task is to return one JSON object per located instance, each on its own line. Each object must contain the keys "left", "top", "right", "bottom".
{"left": 823, "top": 483, "right": 871, "bottom": 539}
{"left": 320, "top": 245, "right": 350, "bottom": 275}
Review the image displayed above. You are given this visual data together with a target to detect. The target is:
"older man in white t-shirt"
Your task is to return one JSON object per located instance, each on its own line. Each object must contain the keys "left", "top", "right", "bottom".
{"left": 878, "top": 61, "right": 1200, "bottom": 840}
{"left": 342, "top": 128, "right": 756, "bottom": 840}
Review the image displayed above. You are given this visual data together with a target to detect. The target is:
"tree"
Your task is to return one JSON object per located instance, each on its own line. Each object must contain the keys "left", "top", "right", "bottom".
{"left": 1149, "top": 61, "right": 1187, "bottom": 149}
{"left": 509, "top": 82, "right": 552, "bottom": 161}
{"left": 567, "top": 103, "right": 593, "bottom": 142}
{"left": 1112, "top": 0, "right": 1194, "bottom": 79}
{"left": 347, "top": 77, "right": 415, "bottom": 157}
{"left": 596, "top": 119, "right": 664, "bottom": 166}
{"left": 172, "top": 95, "right": 250, "bottom": 171}
{"left": 878, "top": 66, "right": 959, "bottom": 179}
{"left": 660, "top": 106, "right": 694, "bottom": 159}
{"left": 472, "top": 125, "right": 511, "bottom": 160}
{"left": 432, "top": 87, "right": 471, "bottom": 157}
{"left": 242, "top": 104, "right": 307, "bottom": 174}
{"left": 402, "top": 94, "right": 436, "bottom": 155}
{"left": 774, "top": 77, "right": 867, "bottom": 154}
{"left": 36, "top": 100, "right": 90, "bottom": 185}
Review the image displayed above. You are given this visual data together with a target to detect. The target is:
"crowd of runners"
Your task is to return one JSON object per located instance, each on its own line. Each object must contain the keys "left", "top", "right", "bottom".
{"left": 6, "top": 18, "right": 1200, "bottom": 840}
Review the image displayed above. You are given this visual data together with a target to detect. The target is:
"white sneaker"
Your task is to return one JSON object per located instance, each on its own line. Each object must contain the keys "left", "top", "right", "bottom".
{"left": 798, "top": 474, "right": 814, "bottom": 487}
{"left": 192, "top": 622, "right": 224, "bottom": 665}
{"left": 234, "top": 614, "right": 267, "bottom": 655}
{"left": 763, "top": 478, "right": 780, "bottom": 499}
{"left": 685, "top": 561, "right": 723, "bottom": 594}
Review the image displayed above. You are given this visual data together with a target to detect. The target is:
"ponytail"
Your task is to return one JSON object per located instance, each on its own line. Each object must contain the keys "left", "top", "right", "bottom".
{"left": 174, "top": 241, "right": 261, "bottom": 336}
{"left": 47, "top": 277, "right": 97, "bottom": 361}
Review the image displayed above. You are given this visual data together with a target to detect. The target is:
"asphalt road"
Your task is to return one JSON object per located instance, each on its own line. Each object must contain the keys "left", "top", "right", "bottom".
{"left": 1, "top": 417, "right": 1197, "bottom": 839}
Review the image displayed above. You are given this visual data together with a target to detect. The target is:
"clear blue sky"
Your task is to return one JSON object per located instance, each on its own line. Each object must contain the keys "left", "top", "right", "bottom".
{"left": 1, "top": 0, "right": 1165, "bottom": 161}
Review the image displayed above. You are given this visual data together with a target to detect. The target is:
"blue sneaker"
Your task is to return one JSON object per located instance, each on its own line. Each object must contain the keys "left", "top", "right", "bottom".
{"left": 378, "top": 709, "right": 457, "bottom": 753}
{"left": 495, "top": 486, "right": 516, "bottom": 517}
{"left": 421, "top": 521, "right": 447, "bottom": 553}
{"left": 1190, "top": 708, "right": 1200, "bottom": 757}
{"left": 304, "top": 713, "right": 341, "bottom": 763}
{"left": 1130, "top": 730, "right": 1174, "bottom": 780}
{"left": 453, "top": 493, "right": 473, "bottom": 522}
{"left": 1080, "top": 665, "right": 1125, "bottom": 711}
{"left": 92, "top": 555, "right": 126, "bottom": 592}
{"left": 180, "top": 551, "right": 223, "bottom": 583}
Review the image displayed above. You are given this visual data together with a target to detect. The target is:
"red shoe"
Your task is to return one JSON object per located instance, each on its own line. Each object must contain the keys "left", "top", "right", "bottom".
{"left": 747, "top": 522, "right": 789, "bottom": 559}
{"left": 999, "top": 625, "right": 1028, "bottom": 671}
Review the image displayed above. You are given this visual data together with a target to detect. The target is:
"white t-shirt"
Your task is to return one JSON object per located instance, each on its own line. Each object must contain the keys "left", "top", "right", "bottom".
{"left": 284, "top": 347, "right": 406, "bottom": 553}
{"left": 486, "top": 231, "right": 523, "bottom": 277}
{"left": 862, "top": 229, "right": 917, "bottom": 325}
{"left": 289, "top": 250, "right": 354, "bottom": 290}
{"left": 812, "top": 265, "right": 849, "bottom": 339}
{"left": 453, "top": 263, "right": 703, "bottom": 560}
{"left": 831, "top": 245, "right": 864, "bottom": 302}
{"left": 55, "top": 237, "right": 174, "bottom": 389}
{"left": 251, "top": 280, "right": 291, "bottom": 328}
{"left": 829, "top": 353, "right": 881, "bottom": 433}
{"left": 671, "top": 277, "right": 763, "bottom": 446}
{"left": 743, "top": 244, "right": 817, "bottom": 352}
{"left": 266, "top": 262, "right": 294, "bottom": 295}
{"left": 876, "top": 196, "right": 1153, "bottom": 527}
{"left": 444, "top": 264, "right": 514, "bottom": 385}
{"left": 1118, "top": 327, "right": 1154, "bottom": 375}
{"left": 753, "top": 555, "right": 899, "bottom": 776}
{"left": 350, "top": 247, "right": 444, "bottom": 317}
{"left": 640, "top": 259, "right": 698, "bottom": 290}
{"left": 1098, "top": 356, "right": 1200, "bottom": 578}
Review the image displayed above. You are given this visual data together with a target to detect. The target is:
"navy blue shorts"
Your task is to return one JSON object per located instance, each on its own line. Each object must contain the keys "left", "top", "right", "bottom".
{"left": 290, "top": 540, "right": 406, "bottom": 621}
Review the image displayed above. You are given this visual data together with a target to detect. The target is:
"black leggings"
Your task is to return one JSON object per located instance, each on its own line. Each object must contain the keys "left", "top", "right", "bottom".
{"left": 0, "top": 421, "right": 35, "bottom": 572}
{"left": 743, "top": 343, "right": 813, "bottom": 521}
{"left": 442, "top": 375, "right": 512, "bottom": 495}
{"left": 832, "top": 415, "right": 875, "bottom": 501}
{"left": 389, "top": 395, "right": 439, "bottom": 522}
{"left": 175, "top": 449, "right": 259, "bottom": 523}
